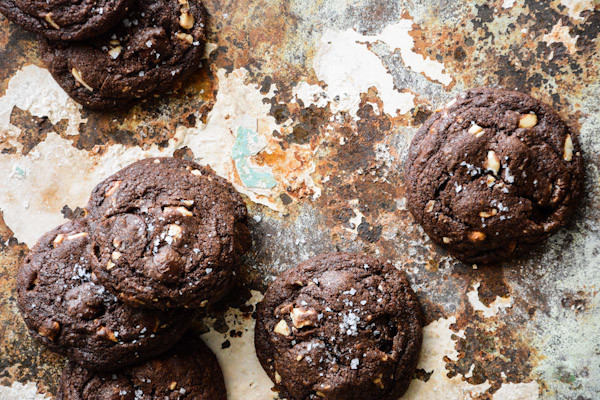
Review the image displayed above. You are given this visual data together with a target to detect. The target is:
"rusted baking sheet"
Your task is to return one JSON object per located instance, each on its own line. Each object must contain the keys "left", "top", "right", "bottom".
{"left": 0, "top": 0, "right": 599, "bottom": 399}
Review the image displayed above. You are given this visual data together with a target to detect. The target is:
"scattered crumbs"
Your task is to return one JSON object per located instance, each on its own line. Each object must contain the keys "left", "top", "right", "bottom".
{"left": 350, "top": 358, "right": 360, "bottom": 370}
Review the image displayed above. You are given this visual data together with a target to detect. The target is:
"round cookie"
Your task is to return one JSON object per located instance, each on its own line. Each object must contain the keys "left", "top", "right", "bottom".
{"left": 255, "top": 252, "right": 423, "bottom": 400}
{"left": 57, "top": 335, "right": 226, "bottom": 400}
{"left": 17, "top": 218, "right": 189, "bottom": 371}
{"left": 405, "top": 88, "right": 583, "bottom": 264}
{"left": 87, "top": 157, "right": 250, "bottom": 309}
{"left": 42, "top": 0, "right": 206, "bottom": 109}
{"left": 0, "top": 0, "right": 132, "bottom": 41}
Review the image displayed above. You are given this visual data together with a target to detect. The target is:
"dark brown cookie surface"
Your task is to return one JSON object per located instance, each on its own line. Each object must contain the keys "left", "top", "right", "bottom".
{"left": 255, "top": 252, "right": 423, "bottom": 400}
{"left": 88, "top": 157, "right": 249, "bottom": 309}
{"left": 57, "top": 335, "right": 226, "bottom": 400}
{"left": 405, "top": 88, "right": 583, "bottom": 264}
{"left": 0, "top": 0, "right": 132, "bottom": 41}
{"left": 42, "top": 0, "right": 206, "bottom": 109}
{"left": 17, "top": 218, "right": 189, "bottom": 371}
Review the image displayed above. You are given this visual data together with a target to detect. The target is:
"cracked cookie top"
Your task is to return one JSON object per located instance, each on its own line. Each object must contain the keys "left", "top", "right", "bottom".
{"left": 87, "top": 157, "right": 249, "bottom": 309}
{"left": 405, "top": 88, "right": 583, "bottom": 264}
{"left": 255, "top": 252, "right": 422, "bottom": 400}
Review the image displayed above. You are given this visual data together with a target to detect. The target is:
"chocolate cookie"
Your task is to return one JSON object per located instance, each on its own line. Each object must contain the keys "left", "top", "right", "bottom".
{"left": 17, "top": 219, "right": 189, "bottom": 371}
{"left": 255, "top": 252, "right": 423, "bottom": 400}
{"left": 57, "top": 335, "right": 226, "bottom": 400}
{"left": 405, "top": 88, "right": 583, "bottom": 264}
{"left": 42, "top": 0, "right": 206, "bottom": 109}
{"left": 87, "top": 157, "right": 250, "bottom": 309}
{"left": 0, "top": 0, "right": 132, "bottom": 41}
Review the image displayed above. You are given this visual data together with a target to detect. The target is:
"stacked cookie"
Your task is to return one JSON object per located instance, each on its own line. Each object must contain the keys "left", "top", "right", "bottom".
{"left": 17, "top": 157, "right": 248, "bottom": 398}
{"left": 0, "top": 0, "right": 206, "bottom": 109}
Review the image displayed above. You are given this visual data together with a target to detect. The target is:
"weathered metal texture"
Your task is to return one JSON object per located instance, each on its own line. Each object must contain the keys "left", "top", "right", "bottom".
{"left": 0, "top": 0, "right": 599, "bottom": 399}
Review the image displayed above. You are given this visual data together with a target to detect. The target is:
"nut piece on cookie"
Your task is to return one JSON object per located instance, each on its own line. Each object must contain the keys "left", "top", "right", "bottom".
{"left": 290, "top": 307, "right": 318, "bottom": 329}
{"left": 484, "top": 150, "right": 500, "bottom": 175}
{"left": 273, "top": 319, "right": 291, "bottom": 336}
{"left": 519, "top": 113, "right": 538, "bottom": 128}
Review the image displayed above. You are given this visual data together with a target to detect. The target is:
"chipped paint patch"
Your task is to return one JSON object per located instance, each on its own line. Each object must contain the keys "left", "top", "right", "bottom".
{"left": 201, "top": 291, "right": 276, "bottom": 400}
{"left": 174, "top": 68, "right": 275, "bottom": 207}
{"left": 361, "top": 20, "right": 453, "bottom": 86}
{"left": 559, "top": 0, "right": 595, "bottom": 20}
{"left": 0, "top": 381, "right": 51, "bottom": 399}
{"left": 311, "top": 13, "right": 452, "bottom": 118}
{"left": 404, "top": 316, "right": 493, "bottom": 399}
{"left": 342, "top": 199, "right": 365, "bottom": 236}
{"left": 467, "top": 282, "right": 514, "bottom": 318}
{"left": 502, "top": 0, "right": 516, "bottom": 9}
{"left": 542, "top": 20, "right": 579, "bottom": 54}
{"left": 292, "top": 82, "right": 329, "bottom": 109}
{"left": 0, "top": 65, "right": 85, "bottom": 149}
{"left": 177, "top": 68, "right": 320, "bottom": 210}
{"left": 313, "top": 28, "right": 415, "bottom": 117}
{"left": 232, "top": 116, "right": 278, "bottom": 192}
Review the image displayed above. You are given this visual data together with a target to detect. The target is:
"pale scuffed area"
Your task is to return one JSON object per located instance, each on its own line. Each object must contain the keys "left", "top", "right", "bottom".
{"left": 0, "top": 65, "right": 85, "bottom": 149}
{"left": 0, "top": 132, "right": 172, "bottom": 247}
{"left": 0, "top": 382, "right": 51, "bottom": 399}
{"left": 201, "top": 291, "right": 277, "bottom": 400}
{"left": 493, "top": 381, "right": 540, "bottom": 400}
{"left": 467, "top": 282, "right": 514, "bottom": 318}
{"left": 403, "top": 317, "right": 492, "bottom": 399}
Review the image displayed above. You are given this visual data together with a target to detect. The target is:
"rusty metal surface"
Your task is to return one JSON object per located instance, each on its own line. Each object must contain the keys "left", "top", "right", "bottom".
{"left": 1, "top": 0, "right": 599, "bottom": 399}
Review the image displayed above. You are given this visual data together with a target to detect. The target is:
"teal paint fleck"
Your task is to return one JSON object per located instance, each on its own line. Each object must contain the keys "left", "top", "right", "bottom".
{"left": 13, "top": 166, "right": 26, "bottom": 179}
{"left": 232, "top": 126, "right": 277, "bottom": 190}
